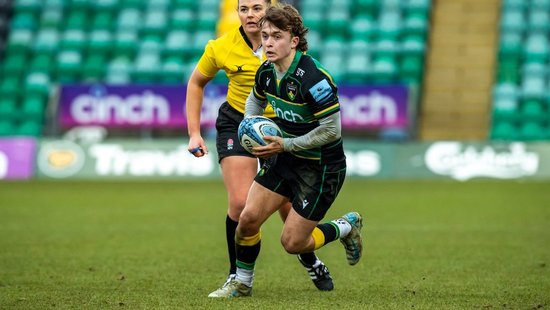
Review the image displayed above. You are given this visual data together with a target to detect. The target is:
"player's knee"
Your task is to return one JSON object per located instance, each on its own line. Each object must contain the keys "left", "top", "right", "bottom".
{"left": 237, "top": 210, "right": 260, "bottom": 235}
{"left": 280, "top": 236, "right": 302, "bottom": 254}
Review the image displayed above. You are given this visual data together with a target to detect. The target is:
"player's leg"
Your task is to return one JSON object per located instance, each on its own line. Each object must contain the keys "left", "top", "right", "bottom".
{"left": 278, "top": 202, "right": 334, "bottom": 291}
{"left": 220, "top": 155, "right": 258, "bottom": 273}
{"left": 281, "top": 158, "right": 364, "bottom": 266}
{"left": 209, "top": 181, "right": 286, "bottom": 298}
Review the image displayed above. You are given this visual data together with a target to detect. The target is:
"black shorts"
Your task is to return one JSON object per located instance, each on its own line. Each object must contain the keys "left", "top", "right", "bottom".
{"left": 255, "top": 153, "right": 347, "bottom": 222}
{"left": 215, "top": 101, "right": 256, "bottom": 163}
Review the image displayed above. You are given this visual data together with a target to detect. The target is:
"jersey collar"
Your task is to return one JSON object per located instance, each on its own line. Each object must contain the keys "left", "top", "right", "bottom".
{"left": 285, "top": 51, "right": 304, "bottom": 76}
{"left": 239, "top": 26, "right": 254, "bottom": 50}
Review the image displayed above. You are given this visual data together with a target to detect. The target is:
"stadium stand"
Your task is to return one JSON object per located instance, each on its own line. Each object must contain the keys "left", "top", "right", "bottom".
{"left": 0, "top": 0, "right": 433, "bottom": 138}
{"left": 491, "top": 0, "right": 550, "bottom": 140}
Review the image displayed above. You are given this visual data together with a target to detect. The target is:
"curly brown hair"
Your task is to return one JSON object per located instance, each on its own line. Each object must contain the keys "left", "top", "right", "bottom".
{"left": 259, "top": 3, "right": 309, "bottom": 52}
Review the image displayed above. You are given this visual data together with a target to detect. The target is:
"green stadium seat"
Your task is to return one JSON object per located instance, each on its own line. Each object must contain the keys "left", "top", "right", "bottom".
{"left": 531, "top": 0, "right": 550, "bottom": 11}
{"left": 197, "top": 10, "right": 218, "bottom": 32}
{"left": 0, "top": 77, "right": 20, "bottom": 100}
{"left": 170, "top": 9, "right": 195, "bottom": 31}
{"left": 132, "top": 53, "right": 161, "bottom": 83}
{"left": 173, "top": 0, "right": 198, "bottom": 10}
{"left": 400, "top": 55, "right": 424, "bottom": 85}
{"left": 492, "top": 97, "right": 519, "bottom": 120}
{"left": 521, "top": 99, "right": 545, "bottom": 119}
{"left": 373, "top": 39, "right": 399, "bottom": 59}
{"left": 0, "top": 98, "right": 18, "bottom": 120}
{"left": 346, "top": 52, "right": 371, "bottom": 84}
{"left": 326, "top": 9, "right": 349, "bottom": 37}
{"left": 2, "top": 54, "right": 27, "bottom": 77}
{"left": 20, "top": 94, "right": 46, "bottom": 121}
{"left": 405, "top": 0, "right": 431, "bottom": 15}
{"left": 302, "top": 10, "right": 324, "bottom": 34}
{"left": 523, "top": 34, "right": 549, "bottom": 63}
{"left": 519, "top": 121, "right": 546, "bottom": 141}
{"left": 117, "top": 9, "right": 141, "bottom": 31}
{"left": 320, "top": 53, "right": 345, "bottom": 83}
{"left": 164, "top": 30, "right": 192, "bottom": 59}
{"left": 501, "top": 0, "right": 526, "bottom": 10}
{"left": 521, "top": 77, "right": 545, "bottom": 100}
{"left": 82, "top": 54, "right": 106, "bottom": 81}
{"left": 500, "top": 10, "right": 525, "bottom": 34}
{"left": 17, "top": 119, "right": 43, "bottom": 136}
{"left": 354, "top": 0, "right": 378, "bottom": 16}
{"left": 403, "top": 11, "right": 429, "bottom": 38}
{"left": 24, "top": 72, "right": 51, "bottom": 98}
{"left": 0, "top": 120, "right": 17, "bottom": 136}
{"left": 371, "top": 55, "right": 398, "bottom": 84}
{"left": 40, "top": 9, "right": 63, "bottom": 29}
{"left": 192, "top": 31, "right": 215, "bottom": 60}
{"left": 119, "top": 0, "right": 144, "bottom": 10}
{"left": 69, "top": 0, "right": 90, "bottom": 11}
{"left": 349, "top": 14, "right": 376, "bottom": 41}
{"left": 33, "top": 29, "right": 61, "bottom": 55}
{"left": 527, "top": 11, "right": 550, "bottom": 33}
{"left": 44, "top": 0, "right": 68, "bottom": 10}
{"left": 114, "top": 30, "right": 138, "bottom": 59}
{"left": 88, "top": 30, "right": 113, "bottom": 55}
{"left": 92, "top": 0, "right": 119, "bottom": 12}
{"left": 161, "top": 57, "right": 185, "bottom": 84}
{"left": 65, "top": 10, "right": 88, "bottom": 30}
{"left": 56, "top": 50, "right": 83, "bottom": 82}
{"left": 147, "top": 0, "right": 171, "bottom": 10}
{"left": 6, "top": 29, "right": 33, "bottom": 54}
{"left": 92, "top": 11, "right": 115, "bottom": 31}
{"left": 14, "top": 0, "right": 42, "bottom": 14}
{"left": 142, "top": 10, "right": 168, "bottom": 37}
{"left": 10, "top": 12, "right": 37, "bottom": 31}
{"left": 29, "top": 55, "right": 54, "bottom": 74}
{"left": 491, "top": 120, "right": 518, "bottom": 140}
{"left": 60, "top": 29, "right": 87, "bottom": 52}
{"left": 377, "top": 11, "right": 401, "bottom": 40}
{"left": 107, "top": 57, "right": 132, "bottom": 84}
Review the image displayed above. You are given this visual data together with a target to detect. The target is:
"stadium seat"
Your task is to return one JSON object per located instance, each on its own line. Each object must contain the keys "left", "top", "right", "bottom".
{"left": 40, "top": 8, "right": 63, "bottom": 29}
{"left": 33, "top": 28, "right": 60, "bottom": 55}
{"left": 164, "top": 30, "right": 192, "bottom": 59}
{"left": 161, "top": 57, "right": 185, "bottom": 84}
{"left": 113, "top": 30, "right": 138, "bottom": 59}
{"left": 523, "top": 33, "right": 549, "bottom": 63}
{"left": 0, "top": 76, "right": 20, "bottom": 100}
{"left": 60, "top": 29, "right": 87, "bottom": 52}
{"left": 106, "top": 57, "right": 132, "bottom": 84}
{"left": 87, "top": 30, "right": 113, "bottom": 55}
{"left": 499, "top": 10, "right": 525, "bottom": 34}
{"left": 65, "top": 9, "right": 87, "bottom": 30}
{"left": 492, "top": 96, "right": 519, "bottom": 120}
{"left": 142, "top": 10, "right": 168, "bottom": 38}
{"left": 521, "top": 99, "right": 545, "bottom": 119}
{"left": 371, "top": 55, "right": 398, "bottom": 83}
{"left": 0, "top": 120, "right": 16, "bottom": 136}
{"left": 527, "top": 11, "right": 550, "bottom": 33}
{"left": 117, "top": 8, "right": 141, "bottom": 32}
{"left": 531, "top": 0, "right": 550, "bottom": 11}
{"left": 17, "top": 119, "right": 43, "bottom": 136}
{"left": 521, "top": 76, "right": 545, "bottom": 100}
{"left": 0, "top": 98, "right": 18, "bottom": 120}
{"left": 2, "top": 54, "right": 27, "bottom": 77}
{"left": 29, "top": 55, "right": 53, "bottom": 75}
{"left": 56, "top": 50, "right": 82, "bottom": 82}
{"left": 10, "top": 12, "right": 37, "bottom": 31}
{"left": 491, "top": 120, "right": 518, "bottom": 140}
{"left": 20, "top": 94, "right": 46, "bottom": 120}
{"left": 519, "top": 121, "right": 546, "bottom": 141}
{"left": 501, "top": 0, "right": 526, "bottom": 10}
{"left": 377, "top": 10, "right": 402, "bottom": 40}
{"left": 92, "top": 11, "right": 115, "bottom": 31}
{"left": 170, "top": 9, "right": 195, "bottom": 31}
{"left": 82, "top": 54, "right": 106, "bottom": 81}
{"left": 349, "top": 14, "right": 377, "bottom": 41}
{"left": 5, "top": 29, "right": 33, "bottom": 54}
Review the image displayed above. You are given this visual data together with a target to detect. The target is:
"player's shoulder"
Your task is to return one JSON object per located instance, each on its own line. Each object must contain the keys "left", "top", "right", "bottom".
{"left": 298, "top": 54, "right": 334, "bottom": 85}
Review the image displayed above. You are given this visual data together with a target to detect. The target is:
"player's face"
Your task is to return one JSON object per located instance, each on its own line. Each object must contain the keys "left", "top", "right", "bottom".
{"left": 261, "top": 22, "right": 298, "bottom": 65}
{"left": 238, "top": 0, "right": 267, "bottom": 34}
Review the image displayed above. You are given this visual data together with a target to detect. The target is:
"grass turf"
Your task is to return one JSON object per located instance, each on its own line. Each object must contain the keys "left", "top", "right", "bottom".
{"left": 0, "top": 180, "right": 549, "bottom": 309}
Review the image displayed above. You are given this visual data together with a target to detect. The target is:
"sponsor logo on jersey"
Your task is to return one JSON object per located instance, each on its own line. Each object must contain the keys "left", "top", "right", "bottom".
{"left": 309, "top": 79, "right": 332, "bottom": 104}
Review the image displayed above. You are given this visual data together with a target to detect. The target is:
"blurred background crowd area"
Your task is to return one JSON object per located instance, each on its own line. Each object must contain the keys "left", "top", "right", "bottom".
{"left": 0, "top": 0, "right": 549, "bottom": 141}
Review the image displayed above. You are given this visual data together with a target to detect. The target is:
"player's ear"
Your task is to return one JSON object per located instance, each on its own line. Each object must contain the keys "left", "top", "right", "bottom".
{"left": 291, "top": 36, "right": 299, "bottom": 49}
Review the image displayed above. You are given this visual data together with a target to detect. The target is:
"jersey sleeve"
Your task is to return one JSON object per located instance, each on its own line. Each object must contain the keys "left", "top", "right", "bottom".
{"left": 252, "top": 63, "right": 269, "bottom": 100}
{"left": 303, "top": 71, "right": 340, "bottom": 120}
{"left": 196, "top": 40, "right": 220, "bottom": 78}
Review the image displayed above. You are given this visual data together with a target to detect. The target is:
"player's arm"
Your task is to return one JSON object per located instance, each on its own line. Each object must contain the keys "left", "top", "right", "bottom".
{"left": 282, "top": 113, "right": 341, "bottom": 151}
{"left": 186, "top": 68, "right": 214, "bottom": 156}
{"left": 244, "top": 90, "right": 268, "bottom": 117}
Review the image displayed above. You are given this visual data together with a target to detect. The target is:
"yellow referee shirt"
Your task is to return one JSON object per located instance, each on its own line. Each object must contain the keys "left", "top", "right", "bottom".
{"left": 196, "top": 26, "right": 275, "bottom": 117}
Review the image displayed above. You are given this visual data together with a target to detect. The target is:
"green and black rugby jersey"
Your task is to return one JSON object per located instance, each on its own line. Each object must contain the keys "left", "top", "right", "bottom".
{"left": 252, "top": 52, "right": 345, "bottom": 163}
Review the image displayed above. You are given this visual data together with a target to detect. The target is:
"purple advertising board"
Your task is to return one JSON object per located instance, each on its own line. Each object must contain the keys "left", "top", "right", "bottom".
{"left": 0, "top": 138, "right": 36, "bottom": 180}
{"left": 58, "top": 84, "right": 408, "bottom": 129}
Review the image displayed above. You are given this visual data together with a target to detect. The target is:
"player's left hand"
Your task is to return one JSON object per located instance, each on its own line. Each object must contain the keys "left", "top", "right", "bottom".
{"left": 252, "top": 136, "right": 284, "bottom": 159}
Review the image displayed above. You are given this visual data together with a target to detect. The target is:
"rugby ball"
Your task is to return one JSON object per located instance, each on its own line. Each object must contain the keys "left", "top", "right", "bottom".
{"left": 238, "top": 116, "right": 282, "bottom": 154}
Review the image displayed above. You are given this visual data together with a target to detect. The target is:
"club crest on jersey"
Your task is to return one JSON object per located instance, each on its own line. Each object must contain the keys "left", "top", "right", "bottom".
{"left": 287, "top": 83, "right": 297, "bottom": 100}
